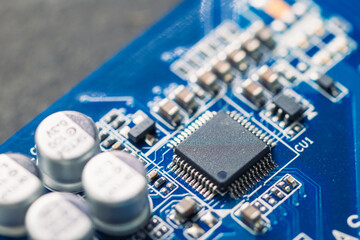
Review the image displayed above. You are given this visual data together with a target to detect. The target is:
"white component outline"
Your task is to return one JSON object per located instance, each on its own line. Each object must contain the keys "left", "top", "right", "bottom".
{"left": 293, "top": 232, "right": 313, "bottom": 240}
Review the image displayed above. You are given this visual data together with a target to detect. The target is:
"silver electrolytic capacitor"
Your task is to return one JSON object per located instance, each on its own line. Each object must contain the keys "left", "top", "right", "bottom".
{"left": 26, "top": 192, "right": 93, "bottom": 240}
{"left": 35, "top": 111, "right": 100, "bottom": 192}
{"left": 0, "top": 153, "right": 44, "bottom": 237}
{"left": 82, "top": 151, "right": 151, "bottom": 236}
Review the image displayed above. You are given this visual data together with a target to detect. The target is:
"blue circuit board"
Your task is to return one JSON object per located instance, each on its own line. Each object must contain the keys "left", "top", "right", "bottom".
{"left": 1, "top": 0, "right": 360, "bottom": 239}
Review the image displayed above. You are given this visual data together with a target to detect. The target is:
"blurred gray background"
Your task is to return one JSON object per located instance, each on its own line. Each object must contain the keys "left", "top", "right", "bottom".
{"left": 0, "top": 0, "right": 180, "bottom": 144}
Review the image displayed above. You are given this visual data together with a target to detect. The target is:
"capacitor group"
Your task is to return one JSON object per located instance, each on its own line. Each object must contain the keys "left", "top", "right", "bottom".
{"left": 0, "top": 111, "right": 152, "bottom": 239}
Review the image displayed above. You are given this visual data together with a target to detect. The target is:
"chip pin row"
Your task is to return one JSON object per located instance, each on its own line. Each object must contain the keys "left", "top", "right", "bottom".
{"left": 228, "top": 111, "right": 277, "bottom": 147}
{"left": 230, "top": 153, "right": 276, "bottom": 199}
{"left": 170, "top": 154, "right": 217, "bottom": 200}
{"left": 168, "top": 111, "right": 216, "bottom": 148}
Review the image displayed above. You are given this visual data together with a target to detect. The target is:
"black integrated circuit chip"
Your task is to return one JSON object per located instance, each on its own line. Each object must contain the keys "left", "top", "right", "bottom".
{"left": 128, "top": 117, "right": 155, "bottom": 143}
{"left": 173, "top": 111, "right": 275, "bottom": 196}
{"left": 272, "top": 93, "right": 304, "bottom": 121}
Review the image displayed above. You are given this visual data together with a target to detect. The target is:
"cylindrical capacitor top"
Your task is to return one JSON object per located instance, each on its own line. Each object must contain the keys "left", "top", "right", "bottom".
{"left": 0, "top": 153, "right": 44, "bottom": 237}
{"left": 35, "top": 111, "right": 100, "bottom": 192}
{"left": 82, "top": 151, "right": 151, "bottom": 236}
{"left": 25, "top": 192, "right": 93, "bottom": 240}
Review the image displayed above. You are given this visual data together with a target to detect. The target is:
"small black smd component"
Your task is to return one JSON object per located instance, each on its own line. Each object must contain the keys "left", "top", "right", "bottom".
{"left": 317, "top": 74, "right": 339, "bottom": 97}
{"left": 172, "top": 111, "right": 276, "bottom": 198}
{"left": 272, "top": 93, "right": 304, "bottom": 122}
{"left": 128, "top": 111, "right": 156, "bottom": 143}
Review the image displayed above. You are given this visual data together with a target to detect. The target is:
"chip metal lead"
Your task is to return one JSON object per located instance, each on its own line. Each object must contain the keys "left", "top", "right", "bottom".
{"left": 242, "top": 79, "right": 267, "bottom": 107}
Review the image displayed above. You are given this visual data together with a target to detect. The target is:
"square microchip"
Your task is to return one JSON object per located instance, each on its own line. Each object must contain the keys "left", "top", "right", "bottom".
{"left": 174, "top": 110, "right": 270, "bottom": 192}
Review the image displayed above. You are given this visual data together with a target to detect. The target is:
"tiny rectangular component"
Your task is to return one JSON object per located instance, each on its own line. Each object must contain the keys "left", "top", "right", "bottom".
{"left": 166, "top": 182, "right": 175, "bottom": 190}
{"left": 128, "top": 117, "right": 155, "bottom": 143}
{"left": 278, "top": 181, "right": 291, "bottom": 193}
{"left": 262, "top": 193, "right": 271, "bottom": 201}
{"left": 264, "top": 0, "right": 291, "bottom": 20}
{"left": 200, "top": 212, "right": 218, "bottom": 228}
{"left": 173, "top": 85, "right": 197, "bottom": 113}
{"left": 270, "top": 187, "right": 284, "bottom": 199}
{"left": 239, "top": 202, "right": 260, "bottom": 224}
{"left": 272, "top": 93, "right": 303, "bottom": 121}
{"left": 99, "top": 131, "right": 109, "bottom": 142}
{"left": 197, "top": 71, "right": 220, "bottom": 94}
{"left": 185, "top": 224, "right": 205, "bottom": 238}
{"left": 105, "top": 113, "right": 118, "bottom": 123}
{"left": 147, "top": 169, "right": 159, "bottom": 182}
{"left": 285, "top": 175, "right": 298, "bottom": 188}
{"left": 213, "top": 60, "right": 233, "bottom": 83}
{"left": 175, "top": 197, "right": 198, "bottom": 220}
{"left": 160, "top": 188, "right": 169, "bottom": 195}
{"left": 255, "top": 26, "right": 276, "bottom": 49}
{"left": 317, "top": 74, "right": 339, "bottom": 96}
{"left": 242, "top": 79, "right": 267, "bottom": 107}
{"left": 192, "top": 85, "right": 206, "bottom": 99}
{"left": 227, "top": 49, "right": 248, "bottom": 72}
{"left": 238, "top": 202, "right": 265, "bottom": 232}
{"left": 154, "top": 177, "right": 167, "bottom": 189}
{"left": 102, "top": 138, "right": 116, "bottom": 149}
{"left": 258, "top": 66, "right": 282, "bottom": 93}
{"left": 111, "top": 118, "right": 125, "bottom": 129}
{"left": 120, "top": 126, "right": 130, "bottom": 138}
{"left": 145, "top": 134, "right": 157, "bottom": 146}
{"left": 159, "top": 99, "right": 182, "bottom": 126}
{"left": 268, "top": 198, "right": 277, "bottom": 206}
{"left": 242, "top": 38, "right": 262, "bottom": 61}
{"left": 317, "top": 75, "right": 334, "bottom": 91}
{"left": 111, "top": 141, "right": 123, "bottom": 150}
